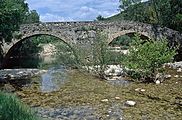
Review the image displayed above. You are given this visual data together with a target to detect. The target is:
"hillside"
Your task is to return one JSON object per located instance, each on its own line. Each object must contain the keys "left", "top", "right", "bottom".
{"left": 104, "top": 1, "right": 151, "bottom": 22}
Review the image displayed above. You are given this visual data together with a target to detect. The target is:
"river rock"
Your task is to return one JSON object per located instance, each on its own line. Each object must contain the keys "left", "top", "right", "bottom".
{"left": 177, "top": 68, "right": 182, "bottom": 72}
{"left": 135, "top": 88, "right": 140, "bottom": 92}
{"left": 0, "top": 69, "right": 46, "bottom": 81}
{"left": 101, "top": 99, "right": 109, "bottom": 102}
{"left": 140, "top": 89, "right": 146, "bottom": 92}
{"left": 155, "top": 80, "right": 160, "bottom": 84}
{"left": 155, "top": 73, "right": 164, "bottom": 83}
{"left": 125, "top": 100, "right": 136, "bottom": 106}
{"left": 174, "top": 75, "right": 179, "bottom": 78}
{"left": 115, "top": 97, "right": 121, "bottom": 100}
{"left": 135, "top": 88, "right": 145, "bottom": 92}
{"left": 165, "top": 74, "right": 172, "bottom": 79}
{"left": 104, "top": 65, "right": 123, "bottom": 77}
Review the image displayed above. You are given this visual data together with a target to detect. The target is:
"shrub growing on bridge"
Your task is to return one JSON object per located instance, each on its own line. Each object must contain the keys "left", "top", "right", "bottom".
{"left": 122, "top": 35, "right": 176, "bottom": 82}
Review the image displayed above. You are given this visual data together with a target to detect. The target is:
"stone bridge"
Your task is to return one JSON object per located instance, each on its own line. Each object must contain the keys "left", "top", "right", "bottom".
{"left": 1, "top": 21, "right": 182, "bottom": 68}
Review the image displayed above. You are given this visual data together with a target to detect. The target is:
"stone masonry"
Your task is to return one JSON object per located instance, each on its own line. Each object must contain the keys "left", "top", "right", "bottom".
{"left": 1, "top": 21, "right": 182, "bottom": 68}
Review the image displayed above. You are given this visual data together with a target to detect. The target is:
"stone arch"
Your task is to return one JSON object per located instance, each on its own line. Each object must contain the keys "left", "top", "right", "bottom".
{"left": 2, "top": 33, "right": 77, "bottom": 69}
{"left": 108, "top": 30, "right": 151, "bottom": 44}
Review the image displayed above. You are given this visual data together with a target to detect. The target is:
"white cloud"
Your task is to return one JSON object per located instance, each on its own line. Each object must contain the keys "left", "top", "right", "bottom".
{"left": 26, "top": 0, "right": 120, "bottom": 22}
{"left": 40, "top": 13, "right": 73, "bottom": 22}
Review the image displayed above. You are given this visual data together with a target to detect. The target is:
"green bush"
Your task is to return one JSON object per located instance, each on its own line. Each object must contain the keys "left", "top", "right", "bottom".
{"left": 55, "top": 42, "right": 78, "bottom": 67}
{"left": 110, "top": 35, "right": 132, "bottom": 47}
{"left": 0, "top": 91, "right": 38, "bottom": 120}
{"left": 122, "top": 35, "right": 176, "bottom": 82}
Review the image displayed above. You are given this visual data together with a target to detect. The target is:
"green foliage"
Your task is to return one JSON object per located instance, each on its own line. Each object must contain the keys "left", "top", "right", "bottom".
{"left": 0, "top": 0, "right": 39, "bottom": 42}
{"left": 7, "top": 35, "right": 60, "bottom": 68}
{"left": 96, "top": 15, "right": 105, "bottom": 21}
{"left": 55, "top": 42, "right": 78, "bottom": 67}
{"left": 91, "top": 32, "right": 109, "bottom": 78}
{"left": 107, "top": 0, "right": 182, "bottom": 32}
{"left": 74, "top": 32, "right": 124, "bottom": 79}
{"left": 119, "top": 0, "right": 142, "bottom": 10}
{"left": 23, "top": 10, "right": 39, "bottom": 24}
{"left": 122, "top": 35, "right": 176, "bottom": 82}
{"left": 17, "top": 35, "right": 58, "bottom": 56}
{"left": 110, "top": 35, "right": 132, "bottom": 48}
{"left": 0, "top": 91, "right": 38, "bottom": 120}
{"left": 0, "top": 0, "right": 27, "bottom": 42}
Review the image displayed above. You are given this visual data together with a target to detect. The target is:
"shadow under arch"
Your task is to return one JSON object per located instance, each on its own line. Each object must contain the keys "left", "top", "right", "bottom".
{"left": 2, "top": 34, "right": 79, "bottom": 69}
{"left": 108, "top": 30, "right": 151, "bottom": 45}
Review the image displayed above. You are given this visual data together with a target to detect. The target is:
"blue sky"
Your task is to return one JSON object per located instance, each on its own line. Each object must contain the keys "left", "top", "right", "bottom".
{"left": 25, "top": 0, "right": 120, "bottom": 22}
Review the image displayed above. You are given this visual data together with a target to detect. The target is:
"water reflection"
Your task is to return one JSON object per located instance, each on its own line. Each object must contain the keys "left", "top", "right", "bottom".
{"left": 40, "top": 66, "right": 68, "bottom": 92}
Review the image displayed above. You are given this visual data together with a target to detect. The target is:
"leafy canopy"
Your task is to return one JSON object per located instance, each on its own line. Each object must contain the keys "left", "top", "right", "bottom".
{"left": 122, "top": 35, "right": 176, "bottom": 82}
{"left": 0, "top": 0, "right": 39, "bottom": 42}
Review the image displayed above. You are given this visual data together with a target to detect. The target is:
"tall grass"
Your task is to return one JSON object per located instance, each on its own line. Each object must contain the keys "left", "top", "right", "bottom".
{"left": 0, "top": 91, "right": 39, "bottom": 120}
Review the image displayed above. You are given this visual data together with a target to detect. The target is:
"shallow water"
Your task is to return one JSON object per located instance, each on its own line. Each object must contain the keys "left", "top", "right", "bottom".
{"left": 40, "top": 66, "right": 68, "bottom": 92}
{"left": 1, "top": 54, "right": 182, "bottom": 119}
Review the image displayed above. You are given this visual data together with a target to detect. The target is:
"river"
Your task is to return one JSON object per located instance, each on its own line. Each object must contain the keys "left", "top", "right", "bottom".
{"left": 1, "top": 53, "right": 182, "bottom": 120}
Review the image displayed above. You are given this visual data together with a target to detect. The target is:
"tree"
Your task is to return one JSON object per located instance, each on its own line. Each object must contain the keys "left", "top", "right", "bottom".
{"left": 0, "top": 0, "right": 28, "bottom": 42}
{"left": 0, "top": 0, "right": 39, "bottom": 43}
{"left": 119, "top": 0, "right": 142, "bottom": 10}
{"left": 122, "top": 35, "right": 176, "bottom": 82}
{"left": 23, "top": 10, "right": 40, "bottom": 24}
{"left": 0, "top": 0, "right": 39, "bottom": 63}
{"left": 169, "top": 0, "right": 182, "bottom": 32}
{"left": 96, "top": 15, "right": 105, "bottom": 21}
{"left": 118, "top": 0, "right": 182, "bottom": 32}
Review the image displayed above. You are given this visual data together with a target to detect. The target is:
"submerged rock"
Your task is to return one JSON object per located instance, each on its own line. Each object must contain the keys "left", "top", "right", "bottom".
{"left": 35, "top": 106, "right": 99, "bottom": 120}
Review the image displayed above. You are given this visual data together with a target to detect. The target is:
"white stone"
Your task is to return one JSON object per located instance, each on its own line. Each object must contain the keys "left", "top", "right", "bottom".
{"left": 101, "top": 99, "right": 109, "bottom": 102}
{"left": 108, "top": 110, "right": 112, "bottom": 113}
{"left": 165, "top": 74, "right": 172, "bottom": 79}
{"left": 174, "top": 75, "right": 179, "bottom": 78}
{"left": 155, "top": 80, "right": 160, "bottom": 84}
{"left": 115, "top": 97, "right": 121, "bottom": 100}
{"left": 177, "top": 68, "right": 182, "bottom": 72}
{"left": 8, "top": 74, "right": 15, "bottom": 78}
{"left": 140, "top": 89, "right": 146, "bottom": 92}
{"left": 17, "top": 71, "right": 24, "bottom": 74}
{"left": 125, "top": 100, "right": 136, "bottom": 106}
{"left": 135, "top": 88, "right": 140, "bottom": 92}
